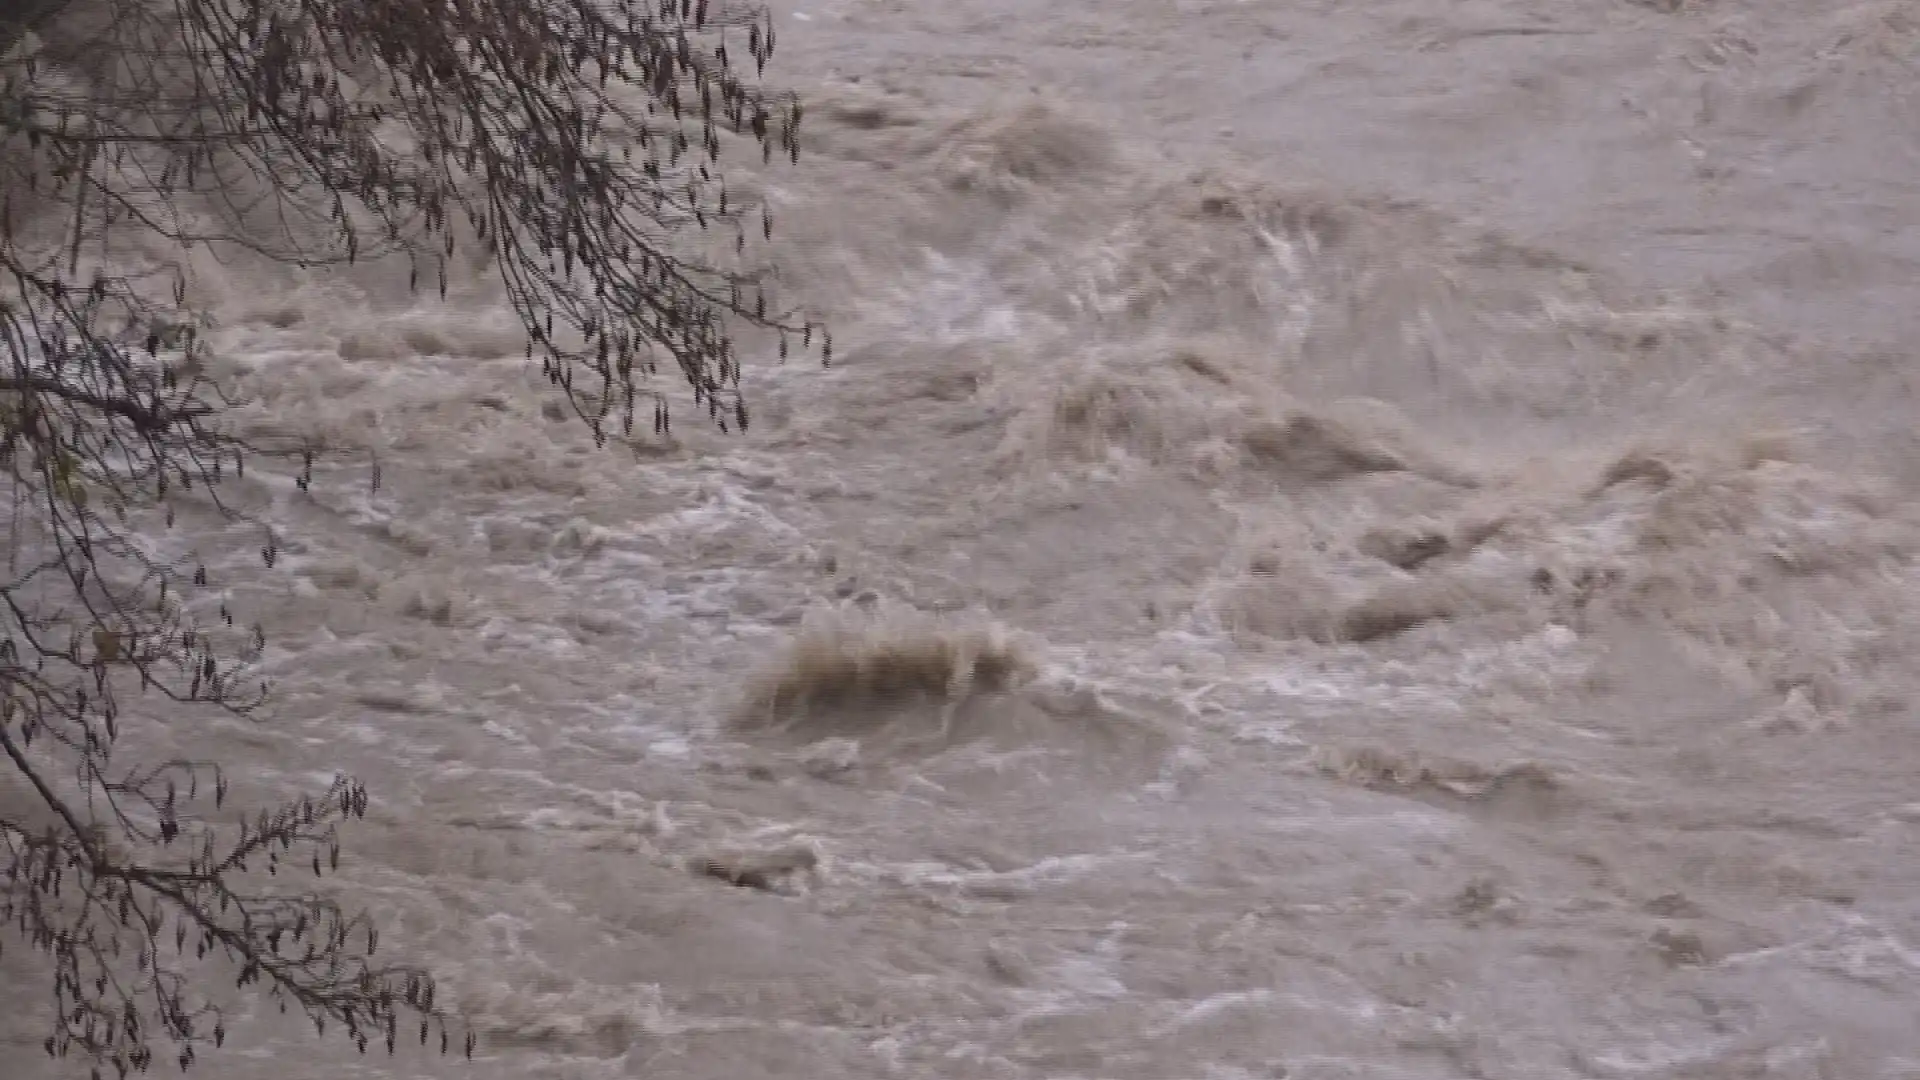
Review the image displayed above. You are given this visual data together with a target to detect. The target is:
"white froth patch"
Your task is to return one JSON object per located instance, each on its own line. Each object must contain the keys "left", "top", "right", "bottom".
{"left": 889, "top": 249, "right": 1026, "bottom": 345}
{"left": 1129, "top": 418, "right": 1920, "bottom": 741}
{"left": 871, "top": 851, "right": 1152, "bottom": 899}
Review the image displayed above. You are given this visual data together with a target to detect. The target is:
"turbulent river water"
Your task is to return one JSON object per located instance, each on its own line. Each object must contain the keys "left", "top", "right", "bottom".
{"left": 10, "top": 0, "right": 1920, "bottom": 1077}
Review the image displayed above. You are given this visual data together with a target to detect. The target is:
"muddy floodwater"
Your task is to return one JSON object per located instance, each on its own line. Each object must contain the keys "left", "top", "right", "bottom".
{"left": 8, "top": 0, "right": 1920, "bottom": 1077}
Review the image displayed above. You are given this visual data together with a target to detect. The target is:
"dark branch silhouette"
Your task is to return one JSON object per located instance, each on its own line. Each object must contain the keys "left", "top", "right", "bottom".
{"left": 2, "top": 0, "right": 821, "bottom": 1072}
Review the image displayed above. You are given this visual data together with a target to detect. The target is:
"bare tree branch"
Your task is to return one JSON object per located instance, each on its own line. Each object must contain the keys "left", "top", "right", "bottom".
{"left": 3, "top": 0, "right": 823, "bottom": 1072}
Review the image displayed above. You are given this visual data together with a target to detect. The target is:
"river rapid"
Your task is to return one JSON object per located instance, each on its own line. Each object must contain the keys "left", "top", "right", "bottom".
{"left": 8, "top": 1, "right": 1920, "bottom": 1077}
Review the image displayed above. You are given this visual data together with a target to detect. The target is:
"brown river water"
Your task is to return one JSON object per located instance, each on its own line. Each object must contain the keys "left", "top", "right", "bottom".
{"left": 7, "top": 0, "right": 1920, "bottom": 1077}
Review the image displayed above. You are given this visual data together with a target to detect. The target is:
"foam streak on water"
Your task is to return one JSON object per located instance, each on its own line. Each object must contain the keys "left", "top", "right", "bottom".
{"left": 8, "top": 0, "right": 1920, "bottom": 1078}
